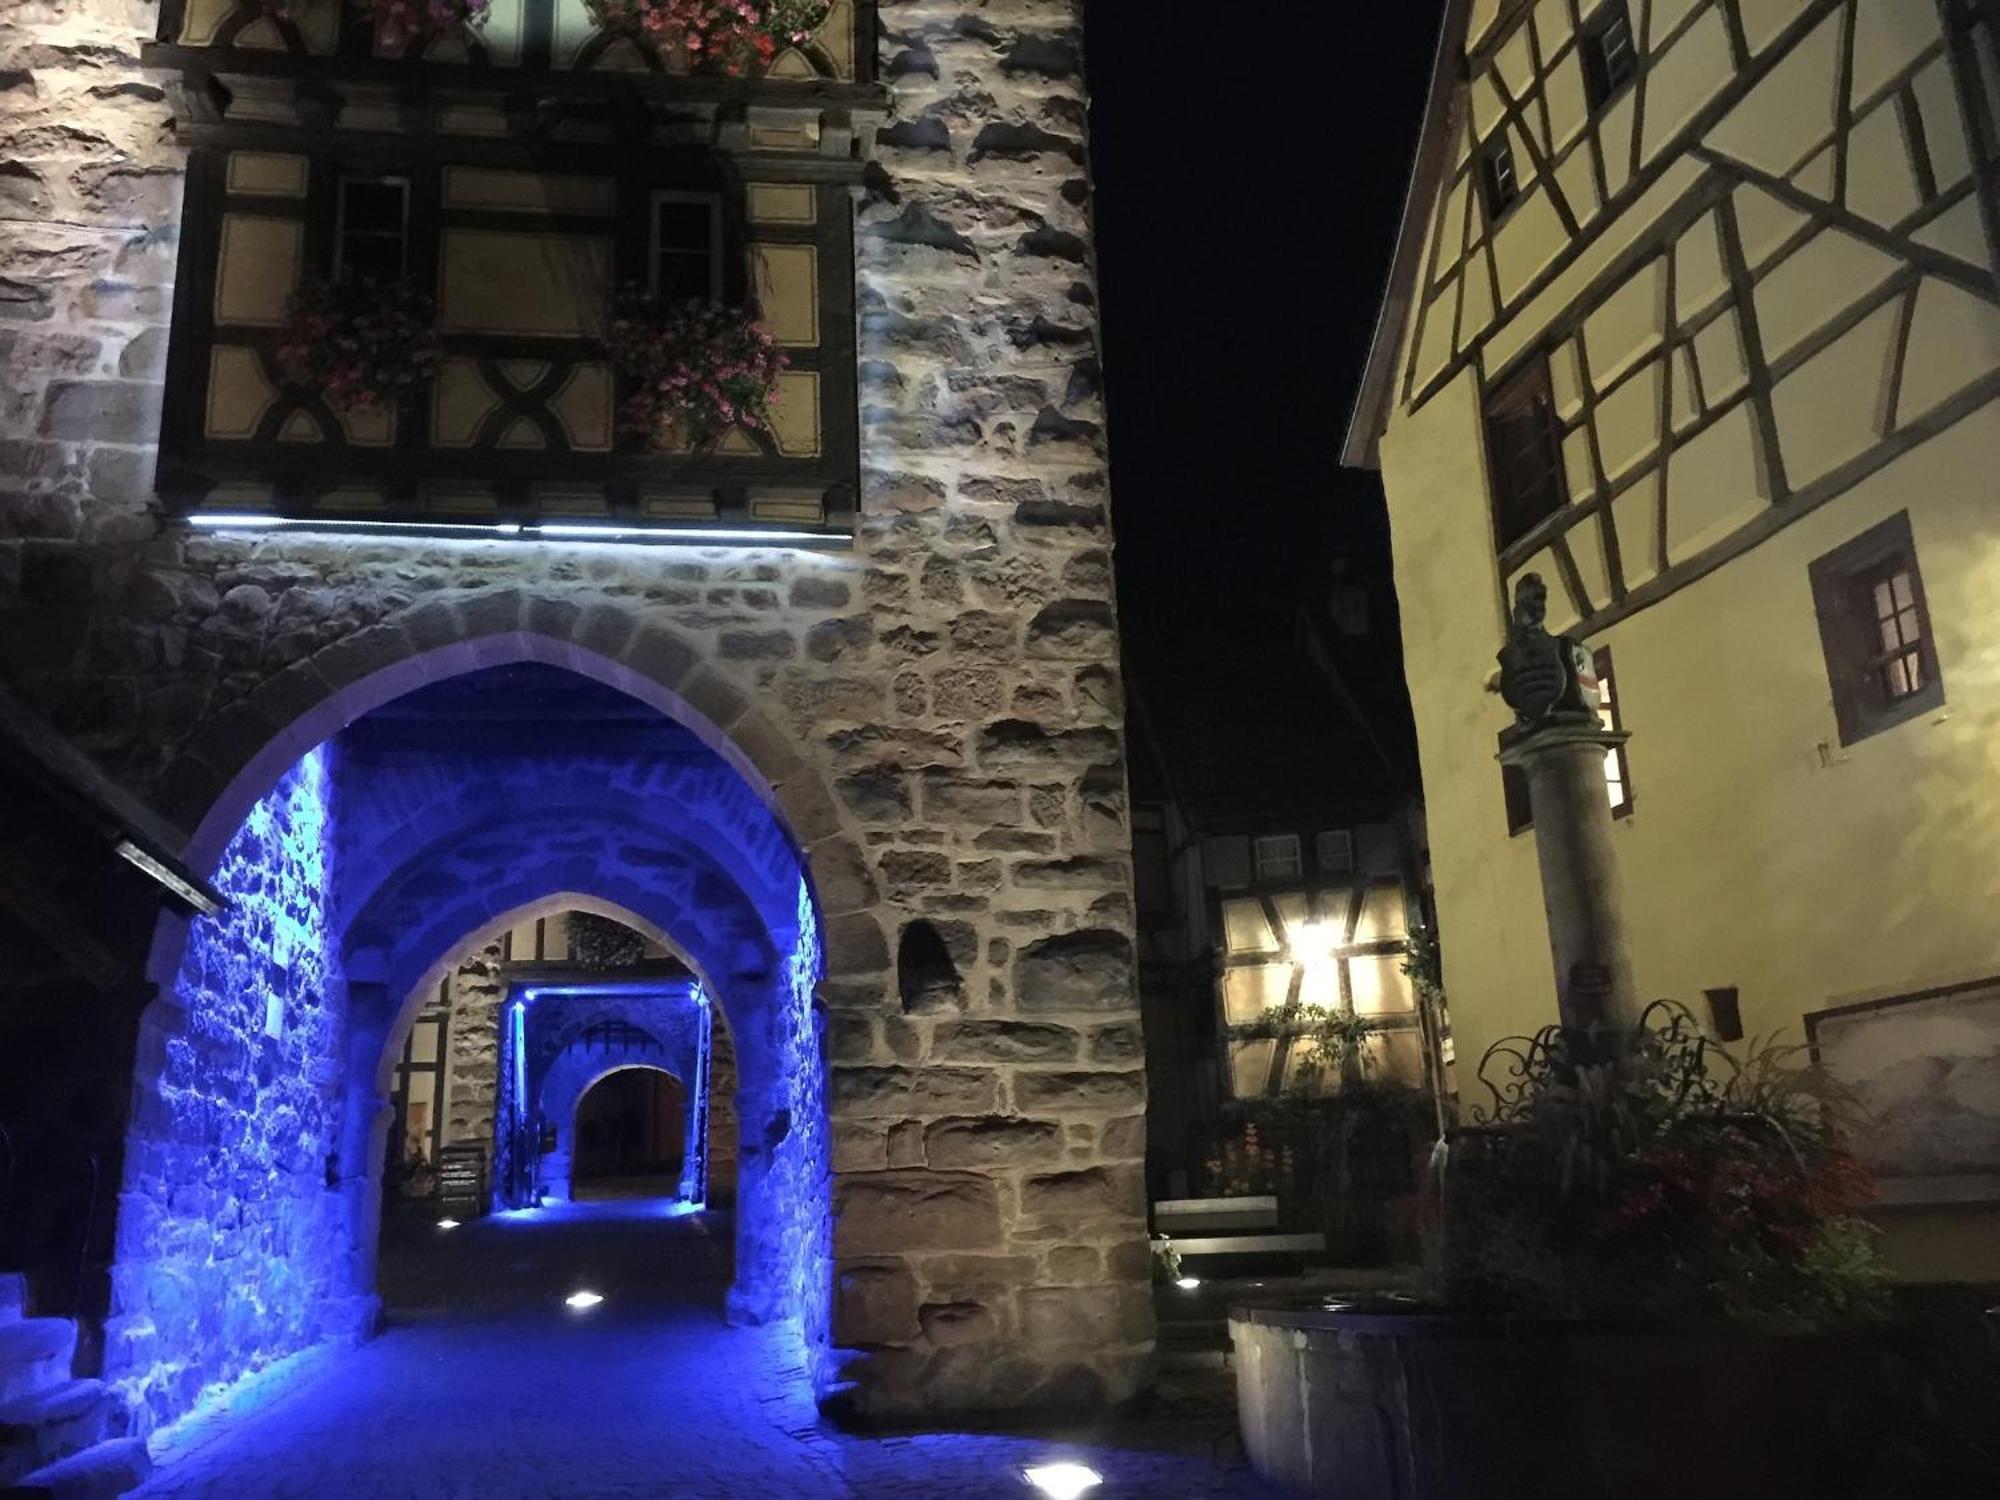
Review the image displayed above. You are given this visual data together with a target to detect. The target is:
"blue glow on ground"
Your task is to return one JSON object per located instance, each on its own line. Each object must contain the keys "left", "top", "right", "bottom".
{"left": 127, "top": 1204, "right": 1273, "bottom": 1498}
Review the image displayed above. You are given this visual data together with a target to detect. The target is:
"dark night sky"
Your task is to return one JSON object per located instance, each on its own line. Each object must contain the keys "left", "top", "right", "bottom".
{"left": 1084, "top": 5, "right": 1442, "bottom": 706}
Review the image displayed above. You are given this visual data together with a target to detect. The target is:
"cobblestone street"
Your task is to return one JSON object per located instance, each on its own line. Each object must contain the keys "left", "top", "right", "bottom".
{"left": 131, "top": 1202, "right": 1274, "bottom": 1499}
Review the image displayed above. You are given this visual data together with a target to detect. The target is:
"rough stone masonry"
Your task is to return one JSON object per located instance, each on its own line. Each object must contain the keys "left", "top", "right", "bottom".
{"left": 0, "top": 0, "right": 1152, "bottom": 1418}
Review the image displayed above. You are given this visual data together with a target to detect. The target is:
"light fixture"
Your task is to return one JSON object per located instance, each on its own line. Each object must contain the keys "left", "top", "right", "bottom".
{"left": 564, "top": 1290, "right": 604, "bottom": 1311}
{"left": 113, "top": 838, "right": 222, "bottom": 915}
{"left": 1023, "top": 1464, "right": 1103, "bottom": 1500}
{"left": 1175, "top": 1275, "right": 1202, "bottom": 1290}
{"left": 186, "top": 511, "right": 841, "bottom": 547}
{"left": 436, "top": 1218, "right": 460, "bottom": 1231}
{"left": 535, "top": 522, "right": 836, "bottom": 545}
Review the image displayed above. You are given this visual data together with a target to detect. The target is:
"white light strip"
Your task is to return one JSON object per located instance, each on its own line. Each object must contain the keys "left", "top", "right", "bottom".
{"left": 534, "top": 523, "right": 835, "bottom": 544}
{"left": 188, "top": 513, "right": 523, "bottom": 537}
{"left": 185, "top": 513, "right": 838, "bottom": 546}
{"left": 114, "top": 838, "right": 222, "bottom": 916}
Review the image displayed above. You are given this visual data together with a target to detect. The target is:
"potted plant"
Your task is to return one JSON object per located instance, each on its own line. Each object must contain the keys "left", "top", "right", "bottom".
{"left": 274, "top": 275, "right": 441, "bottom": 416}
{"left": 606, "top": 294, "right": 788, "bottom": 452}
{"left": 1230, "top": 1002, "right": 1902, "bottom": 1498}
{"left": 585, "top": 0, "right": 831, "bottom": 73}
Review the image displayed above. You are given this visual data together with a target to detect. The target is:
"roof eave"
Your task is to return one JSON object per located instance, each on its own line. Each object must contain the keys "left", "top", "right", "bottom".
{"left": 1340, "top": 0, "right": 1476, "bottom": 473}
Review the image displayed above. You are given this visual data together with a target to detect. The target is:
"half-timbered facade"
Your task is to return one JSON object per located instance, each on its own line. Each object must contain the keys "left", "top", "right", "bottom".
{"left": 148, "top": 0, "right": 878, "bottom": 536}
{"left": 1349, "top": 0, "right": 2000, "bottom": 1279}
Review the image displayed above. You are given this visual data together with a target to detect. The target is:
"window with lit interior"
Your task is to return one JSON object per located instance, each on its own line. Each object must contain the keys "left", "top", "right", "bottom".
{"left": 1809, "top": 511, "right": 1943, "bottom": 745}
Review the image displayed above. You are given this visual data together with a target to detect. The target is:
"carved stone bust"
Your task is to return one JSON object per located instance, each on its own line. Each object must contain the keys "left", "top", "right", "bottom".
{"left": 1497, "top": 572, "right": 1597, "bottom": 726}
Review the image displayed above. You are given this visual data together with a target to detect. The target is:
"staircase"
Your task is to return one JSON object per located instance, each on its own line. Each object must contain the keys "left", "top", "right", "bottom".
{"left": 0, "top": 1274, "right": 148, "bottom": 1499}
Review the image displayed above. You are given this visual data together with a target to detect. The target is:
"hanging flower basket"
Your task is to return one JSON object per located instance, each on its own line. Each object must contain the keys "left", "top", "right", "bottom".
{"left": 607, "top": 295, "right": 788, "bottom": 452}
{"left": 274, "top": 277, "right": 442, "bottom": 414}
{"left": 586, "top": 0, "right": 833, "bottom": 74}
{"left": 359, "top": 0, "right": 491, "bottom": 47}
{"left": 257, "top": 0, "right": 490, "bottom": 47}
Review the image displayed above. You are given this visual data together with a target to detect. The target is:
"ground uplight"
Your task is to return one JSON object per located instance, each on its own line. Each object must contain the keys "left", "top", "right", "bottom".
{"left": 436, "top": 1218, "right": 461, "bottom": 1231}
{"left": 564, "top": 1290, "right": 604, "bottom": 1311}
{"left": 1175, "top": 1275, "right": 1201, "bottom": 1290}
{"left": 1023, "top": 1462, "right": 1103, "bottom": 1499}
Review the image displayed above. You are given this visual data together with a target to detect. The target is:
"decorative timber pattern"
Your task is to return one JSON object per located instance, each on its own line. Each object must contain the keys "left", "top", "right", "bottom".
{"left": 1405, "top": 0, "right": 2000, "bottom": 636}
{"left": 1216, "top": 880, "right": 1421, "bottom": 1097}
{"left": 146, "top": 0, "right": 884, "bottom": 537}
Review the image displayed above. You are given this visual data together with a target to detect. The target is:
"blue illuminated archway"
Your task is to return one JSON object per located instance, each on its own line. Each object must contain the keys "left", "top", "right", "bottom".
{"left": 113, "top": 647, "right": 838, "bottom": 1435}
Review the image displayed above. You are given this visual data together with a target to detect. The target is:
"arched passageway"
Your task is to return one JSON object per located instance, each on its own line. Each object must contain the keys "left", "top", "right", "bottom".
{"left": 569, "top": 1067, "right": 687, "bottom": 1199}
{"left": 107, "top": 657, "right": 833, "bottom": 1434}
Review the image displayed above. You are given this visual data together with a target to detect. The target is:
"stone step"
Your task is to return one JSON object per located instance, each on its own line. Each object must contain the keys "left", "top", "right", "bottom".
{"left": 0, "top": 1380, "right": 126, "bottom": 1488}
{"left": 1158, "top": 1345, "right": 1233, "bottom": 1373}
{"left": 1166, "top": 1232, "right": 1327, "bottom": 1260}
{"left": 7, "top": 1437, "right": 151, "bottom": 1500}
{"left": 0, "top": 1278, "right": 25, "bottom": 1326}
{"left": 0, "top": 1323, "right": 75, "bottom": 1406}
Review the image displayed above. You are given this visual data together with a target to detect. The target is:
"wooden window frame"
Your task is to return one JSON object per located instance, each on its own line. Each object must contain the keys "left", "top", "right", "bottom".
{"left": 1252, "top": 833, "right": 1303, "bottom": 885}
{"left": 1593, "top": 644, "right": 1634, "bottom": 818}
{"left": 648, "top": 189, "right": 724, "bottom": 302}
{"left": 1483, "top": 355, "right": 1570, "bottom": 553}
{"left": 1579, "top": 1, "right": 1640, "bottom": 115}
{"left": 1315, "top": 829, "right": 1356, "bottom": 877}
{"left": 334, "top": 174, "right": 411, "bottom": 283}
{"left": 1477, "top": 131, "right": 1521, "bottom": 221}
{"left": 1809, "top": 511, "right": 1945, "bottom": 746}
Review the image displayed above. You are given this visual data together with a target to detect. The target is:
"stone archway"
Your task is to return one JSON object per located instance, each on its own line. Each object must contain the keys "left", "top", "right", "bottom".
{"left": 109, "top": 646, "right": 839, "bottom": 1434}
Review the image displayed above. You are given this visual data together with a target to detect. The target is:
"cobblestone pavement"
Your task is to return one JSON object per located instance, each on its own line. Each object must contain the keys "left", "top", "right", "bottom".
{"left": 134, "top": 1201, "right": 1277, "bottom": 1499}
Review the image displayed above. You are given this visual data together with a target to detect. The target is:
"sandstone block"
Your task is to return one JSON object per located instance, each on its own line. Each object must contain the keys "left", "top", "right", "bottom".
{"left": 1014, "top": 929, "right": 1135, "bottom": 1012}
{"left": 922, "top": 1116, "right": 1064, "bottom": 1169}
{"left": 930, "top": 1020, "right": 1081, "bottom": 1064}
{"left": 834, "top": 1260, "right": 922, "bottom": 1345}
{"left": 833, "top": 1064, "right": 1000, "bottom": 1117}
{"left": 1012, "top": 1070, "right": 1146, "bottom": 1114}
{"left": 834, "top": 1171, "right": 1004, "bottom": 1257}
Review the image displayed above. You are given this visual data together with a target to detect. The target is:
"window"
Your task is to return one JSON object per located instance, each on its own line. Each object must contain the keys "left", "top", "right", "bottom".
{"left": 1580, "top": 2, "right": 1639, "bottom": 111}
{"left": 1593, "top": 646, "right": 1633, "bottom": 817}
{"left": 335, "top": 177, "right": 409, "bottom": 283}
{"left": 1315, "top": 830, "right": 1356, "bottom": 877}
{"left": 1809, "top": 512, "right": 1944, "bottom": 745}
{"left": 1253, "top": 834, "right": 1303, "bottom": 884}
{"left": 651, "top": 192, "right": 721, "bottom": 300}
{"left": 1483, "top": 358, "right": 1569, "bottom": 551}
{"left": 1502, "top": 648, "right": 1631, "bottom": 833}
{"left": 1477, "top": 132, "right": 1520, "bottom": 220}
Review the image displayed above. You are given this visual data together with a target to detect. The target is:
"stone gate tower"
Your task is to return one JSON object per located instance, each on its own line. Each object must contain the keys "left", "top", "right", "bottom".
{"left": 0, "top": 0, "right": 1147, "bottom": 1422}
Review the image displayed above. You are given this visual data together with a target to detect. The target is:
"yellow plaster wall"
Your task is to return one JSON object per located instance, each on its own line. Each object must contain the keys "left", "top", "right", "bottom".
{"left": 1384, "top": 3, "right": 2000, "bottom": 1274}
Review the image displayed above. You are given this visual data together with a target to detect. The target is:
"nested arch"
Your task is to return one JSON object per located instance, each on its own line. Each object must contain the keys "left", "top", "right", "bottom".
{"left": 114, "top": 617, "right": 850, "bottom": 1432}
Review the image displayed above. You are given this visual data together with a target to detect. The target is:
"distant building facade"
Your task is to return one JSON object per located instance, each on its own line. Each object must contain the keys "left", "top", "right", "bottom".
{"left": 1350, "top": 0, "right": 2000, "bottom": 1277}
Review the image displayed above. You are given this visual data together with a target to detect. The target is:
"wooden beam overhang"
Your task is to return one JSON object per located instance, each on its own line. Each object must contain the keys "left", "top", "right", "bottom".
{"left": 140, "top": 43, "right": 892, "bottom": 177}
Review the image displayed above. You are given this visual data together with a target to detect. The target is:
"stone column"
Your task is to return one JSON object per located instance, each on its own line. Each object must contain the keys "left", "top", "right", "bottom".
{"left": 1497, "top": 711, "right": 1640, "bottom": 1033}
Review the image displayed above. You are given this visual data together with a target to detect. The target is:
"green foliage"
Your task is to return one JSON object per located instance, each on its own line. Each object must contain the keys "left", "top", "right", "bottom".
{"left": 1446, "top": 1002, "right": 1891, "bottom": 1328}
{"left": 1149, "top": 1234, "right": 1183, "bottom": 1285}
{"left": 1225, "top": 1003, "right": 1382, "bottom": 1091}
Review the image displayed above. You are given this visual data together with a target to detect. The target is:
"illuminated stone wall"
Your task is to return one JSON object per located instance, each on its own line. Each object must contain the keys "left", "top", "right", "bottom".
{"left": 107, "top": 746, "right": 370, "bottom": 1433}
{"left": 4, "top": 0, "right": 1152, "bottom": 1417}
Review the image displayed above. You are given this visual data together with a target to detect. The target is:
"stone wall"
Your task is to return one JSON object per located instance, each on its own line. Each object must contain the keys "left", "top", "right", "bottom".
{"left": 3, "top": 0, "right": 1152, "bottom": 1417}
{"left": 108, "top": 745, "right": 368, "bottom": 1432}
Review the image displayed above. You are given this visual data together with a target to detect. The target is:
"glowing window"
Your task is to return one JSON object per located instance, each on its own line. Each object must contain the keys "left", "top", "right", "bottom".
{"left": 1809, "top": 511, "right": 1944, "bottom": 746}
{"left": 1593, "top": 646, "right": 1633, "bottom": 818}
